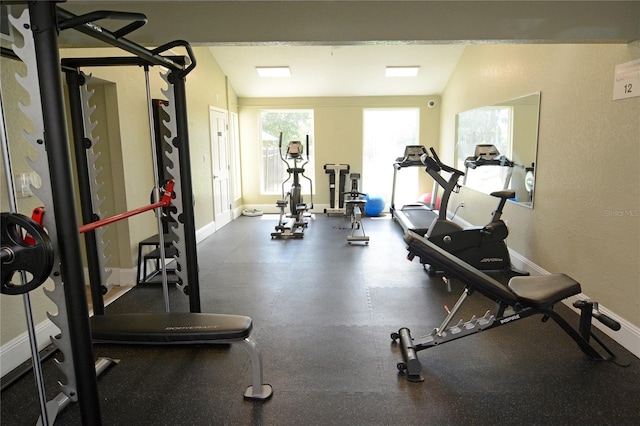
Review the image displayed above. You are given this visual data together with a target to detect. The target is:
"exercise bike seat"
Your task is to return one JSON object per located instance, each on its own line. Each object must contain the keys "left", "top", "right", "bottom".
{"left": 490, "top": 190, "right": 516, "bottom": 200}
{"left": 508, "top": 274, "right": 581, "bottom": 308}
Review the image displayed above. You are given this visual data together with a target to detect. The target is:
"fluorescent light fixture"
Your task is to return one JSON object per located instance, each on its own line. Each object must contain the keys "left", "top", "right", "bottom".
{"left": 256, "top": 66, "right": 291, "bottom": 77}
{"left": 385, "top": 66, "right": 420, "bottom": 77}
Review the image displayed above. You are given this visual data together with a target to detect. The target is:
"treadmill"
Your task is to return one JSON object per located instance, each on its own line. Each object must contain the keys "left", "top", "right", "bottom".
{"left": 390, "top": 146, "right": 440, "bottom": 235}
{"left": 463, "top": 144, "right": 515, "bottom": 190}
{"left": 391, "top": 145, "right": 465, "bottom": 236}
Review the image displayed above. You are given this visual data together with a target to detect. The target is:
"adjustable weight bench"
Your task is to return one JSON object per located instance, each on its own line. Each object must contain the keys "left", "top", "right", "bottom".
{"left": 90, "top": 313, "right": 273, "bottom": 399}
{"left": 392, "top": 231, "right": 621, "bottom": 382}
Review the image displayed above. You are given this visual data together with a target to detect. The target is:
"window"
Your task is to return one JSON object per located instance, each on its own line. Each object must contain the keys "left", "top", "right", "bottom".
{"left": 362, "top": 108, "right": 420, "bottom": 207}
{"left": 259, "top": 110, "right": 314, "bottom": 195}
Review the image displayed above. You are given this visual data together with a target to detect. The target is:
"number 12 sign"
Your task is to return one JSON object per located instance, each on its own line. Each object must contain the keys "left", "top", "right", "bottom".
{"left": 613, "top": 59, "right": 640, "bottom": 101}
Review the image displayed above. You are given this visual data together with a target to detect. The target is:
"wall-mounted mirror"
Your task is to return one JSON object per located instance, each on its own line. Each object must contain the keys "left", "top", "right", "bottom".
{"left": 455, "top": 93, "right": 540, "bottom": 208}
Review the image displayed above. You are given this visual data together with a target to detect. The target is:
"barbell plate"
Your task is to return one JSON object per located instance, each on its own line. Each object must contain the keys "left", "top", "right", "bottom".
{"left": 1, "top": 213, "right": 55, "bottom": 295}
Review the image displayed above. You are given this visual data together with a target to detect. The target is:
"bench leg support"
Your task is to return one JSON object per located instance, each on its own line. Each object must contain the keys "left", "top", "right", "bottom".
{"left": 236, "top": 337, "right": 273, "bottom": 400}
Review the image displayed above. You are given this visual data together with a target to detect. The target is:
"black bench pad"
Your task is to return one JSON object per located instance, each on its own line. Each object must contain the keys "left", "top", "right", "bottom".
{"left": 404, "top": 231, "right": 581, "bottom": 308}
{"left": 509, "top": 274, "right": 581, "bottom": 308}
{"left": 90, "top": 313, "right": 252, "bottom": 343}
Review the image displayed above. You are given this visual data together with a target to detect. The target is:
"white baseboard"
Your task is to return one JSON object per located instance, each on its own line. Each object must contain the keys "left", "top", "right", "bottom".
{"left": 509, "top": 249, "right": 640, "bottom": 359}
{"left": 453, "top": 213, "right": 639, "bottom": 359}
{"left": 196, "top": 221, "right": 216, "bottom": 243}
{"left": 233, "top": 206, "right": 244, "bottom": 219}
{"left": 0, "top": 320, "right": 61, "bottom": 378}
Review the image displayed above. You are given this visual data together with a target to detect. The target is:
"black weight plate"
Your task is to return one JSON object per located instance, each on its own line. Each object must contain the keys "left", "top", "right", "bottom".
{"left": 1, "top": 213, "right": 55, "bottom": 295}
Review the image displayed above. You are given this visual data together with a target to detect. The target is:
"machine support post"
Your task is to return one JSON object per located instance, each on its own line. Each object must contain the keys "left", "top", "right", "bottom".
{"left": 29, "top": 2, "right": 102, "bottom": 424}
{"left": 171, "top": 72, "right": 201, "bottom": 312}
{"left": 576, "top": 300, "right": 594, "bottom": 342}
{"left": 65, "top": 69, "right": 106, "bottom": 316}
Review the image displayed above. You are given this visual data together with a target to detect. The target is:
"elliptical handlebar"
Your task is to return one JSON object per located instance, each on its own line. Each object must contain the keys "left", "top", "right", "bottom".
{"left": 278, "top": 132, "right": 286, "bottom": 164}
{"left": 303, "top": 135, "right": 313, "bottom": 208}
{"left": 301, "top": 134, "right": 310, "bottom": 168}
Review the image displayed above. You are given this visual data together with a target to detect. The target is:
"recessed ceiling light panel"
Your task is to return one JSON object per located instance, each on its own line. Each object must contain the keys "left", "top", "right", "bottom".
{"left": 256, "top": 66, "right": 291, "bottom": 77}
{"left": 385, "top": 66, "right": 420, "bottom": 77}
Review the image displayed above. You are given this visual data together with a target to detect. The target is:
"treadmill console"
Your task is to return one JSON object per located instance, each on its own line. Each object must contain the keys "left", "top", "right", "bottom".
{"left": 395, "top": 145, "right": 428, "bottom": 167}
{"left": 464, "top": 144, "right": 513, "bottom": 169}
{"left": 473, "top": 144, "right": 500, "bottom": 160}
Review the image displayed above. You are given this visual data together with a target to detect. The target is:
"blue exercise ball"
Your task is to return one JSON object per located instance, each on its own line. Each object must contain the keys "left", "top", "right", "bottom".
{"left": 364, "top": 195, "right": 385, "bottom": 216}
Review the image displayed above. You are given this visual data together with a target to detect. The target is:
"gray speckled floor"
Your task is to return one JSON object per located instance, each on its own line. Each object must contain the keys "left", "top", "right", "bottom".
{"left": 2, "top": 214, "right": 639, "bottom": 425}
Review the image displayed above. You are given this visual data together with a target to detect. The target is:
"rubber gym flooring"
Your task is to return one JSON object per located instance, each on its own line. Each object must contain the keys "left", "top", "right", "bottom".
{"left": 2, "top": 214, "right": 639, "bottom": 425}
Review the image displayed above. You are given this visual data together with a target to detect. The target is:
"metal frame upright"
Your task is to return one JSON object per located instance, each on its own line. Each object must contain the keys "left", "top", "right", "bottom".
{"left": 59, "top": 10, "right": 201, "bottom": 314}
{"left": 1, "top": 2, "right": 202, "bottom": 423}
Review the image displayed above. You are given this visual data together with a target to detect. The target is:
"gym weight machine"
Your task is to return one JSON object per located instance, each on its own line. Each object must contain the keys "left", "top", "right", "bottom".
{"left": 271, "top": 133, "right": 314, "bottom": 239}
{"left": 1, "top": 4, "right": 272, "bottom": 424}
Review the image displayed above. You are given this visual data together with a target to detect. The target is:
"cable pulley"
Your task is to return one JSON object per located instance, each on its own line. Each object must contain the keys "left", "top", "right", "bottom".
{"left": 1, "top": 212, "right": 55, "bottom": 295}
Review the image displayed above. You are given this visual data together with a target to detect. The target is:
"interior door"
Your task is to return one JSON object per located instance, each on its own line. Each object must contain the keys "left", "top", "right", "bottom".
{"left": 210, "top": 107, "right": 232, "bottom": 229}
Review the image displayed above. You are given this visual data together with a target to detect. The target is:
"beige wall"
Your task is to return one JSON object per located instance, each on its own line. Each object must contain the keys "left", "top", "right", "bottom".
{"left": 441, "top": 43, "right": 640, "bottom": 327}
{"left": 238, "top": 96, "right": 441, "bottom": 208}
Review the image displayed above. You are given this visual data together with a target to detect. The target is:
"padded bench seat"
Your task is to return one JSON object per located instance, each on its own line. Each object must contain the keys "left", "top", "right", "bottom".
{"left": 91, "top": 313, "right": 252, "bottom": 343}
{"left": 509, "top": 274, "right": 581, "bottom": 308}
{"left": 89, "top": 312, "right": 272, "bottom": 400}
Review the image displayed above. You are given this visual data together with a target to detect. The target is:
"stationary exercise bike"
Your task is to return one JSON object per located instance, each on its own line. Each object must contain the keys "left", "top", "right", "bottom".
{"left": 418, "top": 148, "right": 527, "bottom": 279}
{"left": 271, "top": 133, "right": 314, "bottom": 239}
{"left": 343, "top": 173, "right": 369, "bottom": 244}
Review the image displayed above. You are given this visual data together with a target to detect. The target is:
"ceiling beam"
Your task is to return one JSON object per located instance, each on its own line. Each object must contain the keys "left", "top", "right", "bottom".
{"left": 59, "top": 1, "right": 640, "bottom": 47}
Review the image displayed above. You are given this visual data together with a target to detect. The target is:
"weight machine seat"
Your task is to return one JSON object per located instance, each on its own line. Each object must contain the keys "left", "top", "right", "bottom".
{"left": 404, "top": 232, "right": 581, "bottom": 308}
{"left": 90, "top": 312, "right": 273, "bottom": 400}
{"left": 90, "top": 313, "right": 252, "bottom": 343}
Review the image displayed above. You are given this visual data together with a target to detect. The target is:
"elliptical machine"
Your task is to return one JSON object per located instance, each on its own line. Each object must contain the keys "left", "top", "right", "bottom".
{"left": 271, "top": 133, "right": 314, "bottom": 239}
{"left": 418, "top": 148, "right": 528, "bottom": 279}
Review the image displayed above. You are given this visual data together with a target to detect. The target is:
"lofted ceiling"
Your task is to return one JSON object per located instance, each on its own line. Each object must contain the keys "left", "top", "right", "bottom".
{"left": 208, "top": 44, "right": 466, "bottom": 97}
{"left": 59, "top": 1, "right": 640, "bottom": 98}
